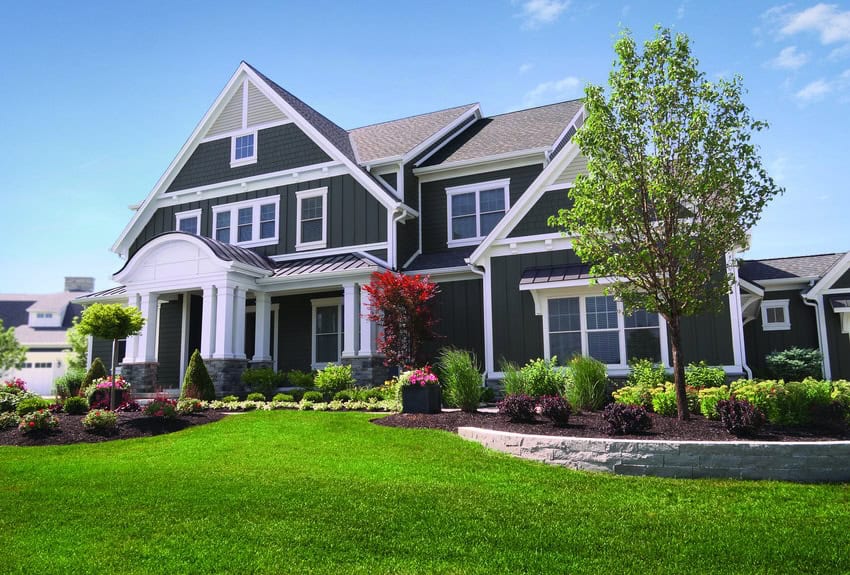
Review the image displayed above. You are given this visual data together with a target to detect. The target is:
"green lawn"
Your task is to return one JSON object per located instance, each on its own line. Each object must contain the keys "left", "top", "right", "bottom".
{"left": 1, "top": 412, "right": 848, "bottom": 574}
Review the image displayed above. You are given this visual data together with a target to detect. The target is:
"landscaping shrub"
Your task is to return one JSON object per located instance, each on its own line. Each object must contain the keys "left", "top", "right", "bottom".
{"left": 716, "top": 398, "right": 765, "bottom": 437}
{"left": 302, "top": 391, "right": 324, "bottom": 403}
{"left": 240, "top": 366, "right": 285, "bottom": 400}
{"left": 612, "top": 384, "right": 653, "bottom": 408}
{"left": 521, "top": 357, "right": 570, "bottom": 398}
{"left": 0, "top": 390, "right": 36, "bottom": 414}
{"left": 765, "top": 347, "right": 823, "bottom": 381}
{"left": 287, "top": 369, "right": 314, "bottom": 388}
{"left": 698, "top": 386, "right": 730, "bottom": 419}
{"left": 299, "top": 401, "right": 315, "bottom": 411}
{"left": 0, "top": 412, "right": 20, "bottom": 429}
{"left": 438, "top": 348, "right": 483, "bottom": 412}
{"left": 1, "top": 378, "right": 27, "bottom": 393}
{"left": 63, "top": 396, "right": 89, "bottom": 415}
{"left": 729, "top": 379, "right": 773, "bottom": 414}
{"left": 246, "top": 392, "right": 267, "bottom": 402}
{"left": 538, "top": 395, "right": 571, "bottom": 427}
{"left": 314, "top": 364, "right": 355, "bottom": 394}
{"left": 831, "top": 380, "right": 850, "bottom": 422}
{"left": 770, "top": 378, "right": 831, "bottom": 426}
{"left": 48, "top": 402, "right": 64, "bottom": 414}
{"left": 627, "top": 359, "right": 667, "bottom": 388}
{"left": 84, "top": 376, "right": 130, "bottom": 407}
{"left": 222, "top": 395, "right": 239, "bottom": 403}
{"left": 685, "top": 361, "right": 727, "bottom": 388}
{"left": 273, "top": 393, "right": 294, "bottom": 402}
{"left": 176, "top": 398, "right": 205, "bottom": 414}
{"left": 500, "top": 361, "right": 527, "bottom": 396}
{"left": 565, "top": 356, "right": 608, "bottom": 410}
{"left": 333, "top": 390, "right": 353, "bottom": 402}
{"left": 181, "top": 350, "right": 216, "bottom": 400}
{"left": 53, "top": 368, "right": 86, "bottom": 399}
{"left": 16, "top": 396, "right": 50, "bottom": 417}
{"left": 602, "top": 403, "right": 652, "bottom": 435}
{"left": 497, "top": 394, "right": 536, "bottom": 422}
{"left": 83, "top": 358, "right": 108, "bottom": 389}
{"left": 650, "top": 383, "right": 699, "bottom": 416}
{"left": 82, "top": 409, "right": 117, "bottom": 431}
{"left": 360, "top": 387, "right": 386, "bottom": 402}
{"left": 143, "top": 396, "right": 177, "bottom": 418}
{"left": 18, "top": 409, "right": 59, "bottom": 433}
{"left": 480, "top": 387, "right": 496, "bottom": 403}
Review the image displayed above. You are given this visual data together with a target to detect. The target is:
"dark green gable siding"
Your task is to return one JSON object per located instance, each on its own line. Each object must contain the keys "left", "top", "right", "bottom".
{"left": 508, "top": 189, "right": 572, "bottom": 238}
{"left": 420, "top": 164, "right": 544, "bottom": 253}
{"left": 825, "top": 307, "right": 850, "bottom": 379}
{"left": 831, "top": 268, "right": 850, "bottom": 289}
{"left": 422, "top": 279, "right": 485, "bottom": 362}
{"left": 743, "top": 290, "right": 819, "bottom": 377}
{"left": 396, "top": 221, "right": 418, "bottom": 268}
{"left": 156, "top": 298, "right": 183, "bottom": 389}
{"left": 379, "top": 172, "right": 397, "bottom": 191}
{"left": 167, "top": 124, "right": 331, "bottom": 193}
{"left": 130, "top": 174, "right": 387, "bottom": 258}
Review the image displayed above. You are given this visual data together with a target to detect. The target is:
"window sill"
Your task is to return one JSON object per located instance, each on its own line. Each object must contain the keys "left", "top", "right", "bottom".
{"left": 447, "top": 238, "right": 484, "bottom": 248}
{"left": 762, "top": 323, "right": 791, "bottom": 332}
{"left": 231, "top": 237, "right": 278, "bottom": 248}
{"left": 296, "top": 241, "right": 327, "bottom": 252}
{"left": 230, "top": 157, "right": 258, "bottom": 168}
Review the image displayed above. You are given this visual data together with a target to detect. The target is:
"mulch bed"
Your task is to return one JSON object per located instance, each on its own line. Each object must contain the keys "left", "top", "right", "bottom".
{"left": 0, "top": 411, "right": 227, "bottom": 447}
{"left": 374, "top": 410, "right": 850, "bottom": 442}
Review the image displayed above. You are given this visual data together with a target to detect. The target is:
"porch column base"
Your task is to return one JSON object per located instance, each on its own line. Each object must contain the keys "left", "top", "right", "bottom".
{"left": 340, "top": 356, "right": 388, "bottom": 387}
{"left": 120, "top": 362, "right": 159, "bottom": 394}
{"left": 249, "top": 360, "right": 274, "bottom": 370}
{"left": 206, "top": 359, "right": 249, "bottom": 397}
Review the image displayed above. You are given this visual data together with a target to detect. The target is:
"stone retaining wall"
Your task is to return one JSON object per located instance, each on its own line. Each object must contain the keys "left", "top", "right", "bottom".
{"left": 458, "top": 427, "right": 850, "bottom": 482}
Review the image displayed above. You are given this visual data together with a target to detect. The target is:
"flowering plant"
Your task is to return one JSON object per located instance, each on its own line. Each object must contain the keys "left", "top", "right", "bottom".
{"left": 1, "top": 378, "right": 27, "bottom": 393}
{"left": 93, "top": 376, "right": 129, "bottom": 390}
{"left": 143, "top": 395, "right": 177, "bottom": 418}
{"left": 82, "top": 409, "right": 118, "bottom": 431}
{"left": 400, "top": 366, "right": 439, "bottom": 387}
{"left": 18, "top": 409, "right": 59, "bottom": 434}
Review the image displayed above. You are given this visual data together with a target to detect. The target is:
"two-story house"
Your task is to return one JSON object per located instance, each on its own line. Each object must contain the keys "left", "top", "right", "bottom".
{"left": 77, "top": 62, "right": 753, "bottom": 395}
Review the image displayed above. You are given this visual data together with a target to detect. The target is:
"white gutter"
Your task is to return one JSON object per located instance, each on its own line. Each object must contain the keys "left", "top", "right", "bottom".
{"left": 802, "top": 288, "right": 832, "bottom": 380}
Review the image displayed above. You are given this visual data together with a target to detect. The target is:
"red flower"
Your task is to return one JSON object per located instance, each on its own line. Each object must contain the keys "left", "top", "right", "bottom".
{"left": 28, "top": 421, "right": 35, "bottom": 427}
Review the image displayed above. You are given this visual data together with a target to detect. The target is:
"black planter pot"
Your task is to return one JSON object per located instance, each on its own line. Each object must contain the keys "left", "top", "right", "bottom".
{"left": 401, "top": 384, "right": 441, "bottom": 414}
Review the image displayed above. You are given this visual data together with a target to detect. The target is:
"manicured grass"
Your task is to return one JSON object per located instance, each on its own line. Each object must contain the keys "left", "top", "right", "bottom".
{"left": 1, "top": 412, "right": 848, "bottom": 574}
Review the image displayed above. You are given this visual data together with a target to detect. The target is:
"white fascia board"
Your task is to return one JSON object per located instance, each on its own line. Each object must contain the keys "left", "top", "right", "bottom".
{"left": 468, "top": 139, "right": 582, "bottom": 265}
{"left": 759, "top": 277, "right": 817, "bottom": 292}
{"left": 412, "top": 148, "right": 549, "bottom": 179}
{"left": 738, "top": 278, "right": 765, "bottom": 297}
{"left": 806, "top": 251, "right": 850, "bottom": 299}
{"left": 404, "top": 105, "right": 481, "bottom": 164}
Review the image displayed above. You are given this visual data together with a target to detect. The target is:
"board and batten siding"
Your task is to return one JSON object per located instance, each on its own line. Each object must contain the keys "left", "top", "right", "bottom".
{"left": 91, "top": 338, "right": 127, "bottom": 370}
{"left": 166, "top": 124, "right": 331, "bottom": 193}
{"left": 156, "top": 298, "right": 183, "bottom": 389}
{"left": 272, "top": 290, "right": 340, "bottom": 373}
{"left": 420, "top": 164, "right": 544, "bottom": 254}
{"left": 130, "top": 174, "right": 387, "bottom": 259}
{"left": 422, "top": 279, "right": 485, "bottom": 363}
{"left": 825, "top": 306, "right": 850, "bottom": 379}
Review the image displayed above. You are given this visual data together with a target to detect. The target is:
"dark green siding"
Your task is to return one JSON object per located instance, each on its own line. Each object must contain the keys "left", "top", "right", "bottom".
{"left": 491, "top": 251, "right": 583, "bottom": 365}
{"left": 743, "top": 290, "right": 819, "bottom": 377}
{"left": 677, "top": 300, "right": 735, "bottom": 366}
{"left": 825, "top": 307, "right": 850, "bottom": 379}
{"left": 422, "top": 279, "right": 485, "bottom": 363}
{"left": 273, "top": 290, "right": 340, "bottom": 372}
{"left": 831, "top": 268, "right": 850, "bottom": 289}
{"left": 156, "top": 298, "right": 183, "bottom": 388}
{"left": 508, "top": 189, "right": 572, "bottom": 238}
{"left": 187, "top": 295, "right": 202, "bottom": 357}
{"left": 420, "top": 164, "right": 544, "bottom": 253}
{"left": 366, "top": 249, "right": 388, "bottom": 262}
{"left": 130, "top": 174, "right": 387, "bottom": 258}
{"left": 396, "top": 220, "right": 418, "bottom": 269}
{"left": 403, "top": 163, "right": 418, "bottom": 209}
{"left": 167, "top": 124, "right": 331, "bottom": 193}
{"left": 379, "top": 172, "right": 397, "bottom": 191}
{"left": 91, "top": 338, "right": 125, "bottom": 369}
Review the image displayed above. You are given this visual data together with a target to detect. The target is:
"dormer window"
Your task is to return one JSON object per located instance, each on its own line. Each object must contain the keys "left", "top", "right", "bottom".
{"left": 446, "top": 178, "right": 510, "bottom": 247}
{"left": 36, "top": 313, "right": 53, "bottom": 319}
{"left": 231, "top": 131, "right": 257, "bottom": 167}
{"left": 175, "top": 209, "right": 201, "bottom": 235}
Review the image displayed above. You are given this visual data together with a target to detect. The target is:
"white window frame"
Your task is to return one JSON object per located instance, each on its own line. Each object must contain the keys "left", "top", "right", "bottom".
{"left": 230, "top": 129, "right": 258, "bottom": 167}
{"left": 211, "top": 196, "right": 279, "bottom": 248}
{"left": 540, "top": 288, "right": 669, "bottom": 369}
{"left": 295, "top": 187, "right": 328, "bottom": 251}
{"left": 445, "top": 178, "right": 510, "bottom": 248}
{"left": 175, "top": 208, "right": 202, "bottom": 235}
{"left": 761, "top": 299, "right": 791, "bottom": 331}
{"left": 311, "top": 297, "right": 343, "bottom": 369}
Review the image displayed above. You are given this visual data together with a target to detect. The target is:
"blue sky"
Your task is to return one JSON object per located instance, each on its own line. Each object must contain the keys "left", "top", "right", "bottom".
{"left": 1, "top": 0, "right": 848, "bottom": 293}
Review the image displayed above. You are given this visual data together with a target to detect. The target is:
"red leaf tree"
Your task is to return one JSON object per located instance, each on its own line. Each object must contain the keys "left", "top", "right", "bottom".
{"left": 363, "top": 271, "right": 440, "bottom": 369}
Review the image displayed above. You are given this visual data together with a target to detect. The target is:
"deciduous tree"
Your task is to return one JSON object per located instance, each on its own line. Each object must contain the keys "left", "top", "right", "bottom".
{"left": 0, "top": 319, "right": 27, "bottom": 376}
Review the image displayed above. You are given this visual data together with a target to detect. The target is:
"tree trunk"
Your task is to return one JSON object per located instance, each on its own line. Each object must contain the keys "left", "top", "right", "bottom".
{"left": 110, "top": 338, "right": 117, "bottom": 411}
{"left": 667, "top": 316, "right": 690, "bottom": 421}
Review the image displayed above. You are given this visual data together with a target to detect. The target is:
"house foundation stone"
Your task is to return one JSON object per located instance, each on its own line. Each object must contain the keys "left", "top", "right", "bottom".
{"left": 341, "top": 356, "right": 388, "bottom": 387}
{"left": 120, "top": 362, "right": 158, "bottom": 394}
{"left": 206, "top": 359, "right": 249, "bottom": 397}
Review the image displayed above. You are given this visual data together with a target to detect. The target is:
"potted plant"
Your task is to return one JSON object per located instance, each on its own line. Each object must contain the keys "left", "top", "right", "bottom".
{"left": 400, "top": 366, "right": 441, "bottom": 414}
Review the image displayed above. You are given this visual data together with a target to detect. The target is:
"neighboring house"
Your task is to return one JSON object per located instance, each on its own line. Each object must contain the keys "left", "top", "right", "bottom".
{"left": 0, "top": 277, "right": 92, "bottom": 395}
{"left": 76, "top": 61, "right": 747, "bottom": 395}
{"left": 739, "top": 252, "right": 850, "bottom": 380}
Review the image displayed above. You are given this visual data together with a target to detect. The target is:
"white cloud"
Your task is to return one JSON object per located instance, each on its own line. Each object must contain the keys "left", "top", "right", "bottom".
{"left": 519, "top": 63, "right": 534, "bottom": 74}
{"left": 794, "top": 78, "right": 832, "bottom": 102}
{"left": 780, "top": 3, "right": 850, "bottom": 44}
{"left": 769, "top": 46, "right": 810, "bottom": 69}
{"left": 829, "top": 43, "right": 850, "bottom": 60}
{"left": 621, "top": 4, "right": 631, "bottom": 18}
{"left": 767, "top": 155, "right": 788, "bottom": 183}
{"left": 677, "top": 2, "right": 686, "bottom": 20}
{"left": 516, "top": 0, "right": 570, "bottom": 29}
{"left": 523, "top": 76, "right": 581, "bottom": 107}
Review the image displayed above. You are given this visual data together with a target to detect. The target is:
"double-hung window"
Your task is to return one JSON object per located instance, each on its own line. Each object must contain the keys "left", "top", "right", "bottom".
{"left": 295, "top": 187, "right": 328, "bottom": 250}
{"left": 761, "top": 299, "right": 790, "bottom": 331}
{"left": 445, "top": 178, "right": 510, "bottom": 247}
{"left": 211, "top": 196, "right": 279, "bottom": 247}
{"left": 312, "top": 297, "right": 343, "bottom": 367}
{"left": 175, "top": 209, "right": 201, "bottom": 235}
{"left": 231, "top": 130, "right": 257, "bottom": 167}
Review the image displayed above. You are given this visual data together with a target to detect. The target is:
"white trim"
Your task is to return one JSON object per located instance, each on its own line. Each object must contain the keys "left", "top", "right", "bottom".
{"left": 311, "top": 296, "right": 343, "bottom": 369}
{"left": 175, "top": 208, "right": 202, "bottom": 235}
{"left": 807, "top": 251, "right": 850, "bottom": 298}
{"left": 761, "top": 299, "right": 791, "bottom": 331}
{"left": 408, "top": 106, "right": 481, "bottom": 166}
{"left": 229, "top": 129, "right": 258, "bottom": 168}
{"left": 413, "top": 148, "right": 548, "bottom": 179}
{"left": 200, "top": 119, "right": 292, "bottom": 143}
{"left": 483, "top": 235, "right": 575, "bottom": 259}
{"left": 211, "top": 195, "right": 280, "bottom": 248}
{"left": 547, "top": 107, "right": 586, "bottom": 161}
{"left": 446, "top": 178, "right": 510, "bottom": 247}
{"left": 269, "top": 242, "right": 388, "bottom": 262}
{"left": 738, "top": 278, "right": 764, "bottom": 297}
{"left": 295, "top": 187, "right": 328, "bottom": 251}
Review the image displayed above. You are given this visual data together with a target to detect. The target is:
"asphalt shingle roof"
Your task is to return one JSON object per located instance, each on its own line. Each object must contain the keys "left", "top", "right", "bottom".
{"left": 739, "top": 253, "right": 846, "bottom": 283}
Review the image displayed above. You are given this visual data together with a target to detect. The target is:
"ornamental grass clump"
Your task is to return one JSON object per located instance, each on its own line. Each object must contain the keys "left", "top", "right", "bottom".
{"left": 538, "top": 395, "right": 571, "bottom": 427}
{"left": 497, "top": 394, "right": 537, "bottom": 423}
{"left": 18, "top": 409, "right": 59, "bottom": 434}
{"left": 181, "top": 350, "right": 216, "bottom": 400}
{"left": 565, "top": 355, "right": 608, "bottom": 411}
{"left": 82, "top": 409, "right": 117, "bottom": 432}
{"left": 716, "top": 398, "right": 765, "bottom": 437}
{"left": 602, "top": 403, "right": 652, "bottom": 436}
{"left": 438, "top": 349, "right": 482, "bottom": 412}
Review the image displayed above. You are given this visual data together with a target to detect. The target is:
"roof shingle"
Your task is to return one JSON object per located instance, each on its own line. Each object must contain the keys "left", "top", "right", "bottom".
{"left": 739, "top": 253, "right": 846, "bottom": 283}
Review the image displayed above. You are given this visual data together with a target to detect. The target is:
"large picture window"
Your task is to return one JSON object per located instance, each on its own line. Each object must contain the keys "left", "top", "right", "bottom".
{"left": 211, "top": 196, "right": 279, "bottom": 247}
{"left": 445, "top": 178, "right": 510, "bottom": 247}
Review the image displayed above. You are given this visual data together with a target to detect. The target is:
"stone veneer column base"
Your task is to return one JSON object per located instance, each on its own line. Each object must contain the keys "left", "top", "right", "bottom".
{"left": 120, "top": 363, "right": 159, "bottom": 394}
{"left": 249, "top": 360, "right": 274, "bottom": 370}
{"left": 206, "top": 359, "right": 249, "bottom": 397}
{"left": 341, "top": 356, "right": 388, "bottom": 387}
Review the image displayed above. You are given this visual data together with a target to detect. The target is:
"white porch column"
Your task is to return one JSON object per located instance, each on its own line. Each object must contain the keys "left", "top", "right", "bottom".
{"left": 214, "top": 284, "right": 236, "bottom": 359}
{"left": 200, "top": 286, "right": 217, "bottom": 359}
{"left": 253, "top": 291, "right": 272, "bottom": 362}
{"left": 359, "top": 284, "right": 375, "bottom": 356}
{"left": 233, "top": 287, "right": 247, "bottom": 360}
{"left": 137, "top": 292, "right": 159, "bottom": 363}
{"left": 123, "top": 292, "right": 141, "bottom": 363}
{"left": 342, "top": 283, "right": 358, "bottom": 358}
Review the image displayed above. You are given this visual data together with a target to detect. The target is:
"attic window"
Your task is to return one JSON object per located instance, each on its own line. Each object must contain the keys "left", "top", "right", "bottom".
{"left": 445, "top": 178, "right": 510, "bottom": 247}
{"left": 231, "top": 131, "right": 257, "bottom": 167}
{"left": 761, "top": 299, "right": 790, "bottom": 331}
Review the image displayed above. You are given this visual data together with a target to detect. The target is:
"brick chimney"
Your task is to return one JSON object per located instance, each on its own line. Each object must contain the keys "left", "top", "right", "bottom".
{"left": 65, "top": 277, "right": 95, "bottom": 292}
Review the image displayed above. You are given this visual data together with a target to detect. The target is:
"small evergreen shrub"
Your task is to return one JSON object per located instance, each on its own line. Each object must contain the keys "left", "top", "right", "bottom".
{"left": 314, "top": 364, "right": 355, "bottom": 394}
{"left": 18, "top": 410, "right": 59, "bottom": 433}
{"left": 287, "top": 369, "right": 315, "bottom": 389}
{"left": 565, "top": 356, "right": 608, "bottom": 410}
{"left": 716, "top": 399, "right": 765, "bottom": 437}
{"left": 180, "top": 349, "right": 216, "bottom": 400}
{"left": 497, "top": 394, "right": 537, "bottom": 422}
{"left": 0, "top": 412, "right": 20, "bottom": 429}
{"left": 302, "top": 391, "right": 324, "bottom": 403}
{"left": 16, "top": 397, "right": 51, "bottom": 417}
{"left": 603, "top": 404, "right": 652, "bottom": 435}
{"left": 538, "top": 395, "right": 571, "bottom": 427}
{"left": 246, "top": 392, "right": 266, "bottom": 402}
{"left": 438, "top": 348, "right": 483, "bottom": 413}
{"left": 53, "top": 367, "right": 86, "bottom": 399}
{"left": 143, "top": 396, "right": 177, "bottom": 418}
{"left": 63, "top": 396, "right": 89, "bottom": 415}
{"left": 333, "top": 390, "right": 353, "bottom": 402}
{"left": 83, "top": 358, "right": 108, "bottom": 389}
{"left": 698, "top": 386, "right": 730, "bottom": 419}
{"left": 221, "top": 395, "right": 239, "bottom": 403}
{"left": 240, "top": 367, "right": 285, "bottom": 400}
{"left": 273, "top": 393, "right": 294, "bottom": 402}
{"left": 765, "top": 347, "right": 823, "bottom": 381}
{"left": 82, "top": 409, "right": 117, "bottom": 431}
{"left": 685, "top": 361, "right": 726, "bottom": 388}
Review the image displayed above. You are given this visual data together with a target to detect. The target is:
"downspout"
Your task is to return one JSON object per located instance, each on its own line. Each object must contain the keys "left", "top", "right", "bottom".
{"left": 390, "top": 207, "right": 408, "bottom": 271}
{"left": 802, "top": 285, "right": 831, "bottom": 380}
{"left": 468, "top": 260, "right": 494, "bottom": 379}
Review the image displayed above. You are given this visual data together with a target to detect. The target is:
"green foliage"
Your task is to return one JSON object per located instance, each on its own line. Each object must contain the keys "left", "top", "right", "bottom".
{"left": 0, "top": 411, "right": 20, "bottom": 429}
{"left": 438, "top": 348, "right": 483, "bottom": 413}
{"left": 502, "top": 357, "right": 570, "bottom": 398}
{"left": 181, "top": 350, "right": 216, "bottom": 401}
{"left": 650, "top": 383, "right": 698, "bottom": 416}
{"left": 143, "top": 397, "right": 177, "bottom": 418}
{"left": 53, "top": 367, "right": 86, "bottom": 399}
{"left": 176, "top": 398, "right": 205, "bottom": 414}
{"left": 628, "top": 359, "right": 667, "bottom": 388}
{"left": 16, "top": 396, "right": 50, "bottom": 417}
{"left": 0, "top": 319, "right": 27, "bottom": 376}
{"left": 765, "top": 347, "right": 823, "bottom": 381}
{"left": 612, "top": 384, "right": 653, "bottom": 408}
{"left": 287, "top": 370, "right": 314, "bottom": 388}
{"left": 500, "top": 361, "right": 526, "bottom": 396}
{"left": 302, "top": 391, "right": 324, "bottom": 403}
{"left": 831, "top": 381, "right": 850, "bottom": 422}
{"left": 314, "top": 363, "right": 355, "bottom": 394}
{"left": 685, "top": 361, "right": 726, "bottom": 388}
{"left": 76, "top": 303, "right": 145, "bottom": 344}
{"left": 240, "top": 367, "right": 284, "bottom": 400}
{"left": 273, "top": 393, "right": 294, "bottom": 402}
{"left": 730, "top": 378, "right": 842, "bottom": 426}
{"left": 82, "top": 409, "right": 117, "bottom": 431}
{"left": 221, "top": 395, "right": 238, "bottom": 403}
{"left": 83, "top": 358, "right": 108, "bottom": 389}
{"left": 246, "top": 392, "right": 266, "bottom": 402}
{"left": 565, "top": 356, "right": 608, "bottom": 410}
{"left": 698, "top": 386, "right": 730, "bottom": 419}
{"left": 18, "top": 409, "right": 58, "bottom": 433}
{"left": 0, "top": 390, "right": 40, "bottom": 413}
{"left": 332, "top": 390, "right": 353, "bottom": 402}
{"left": 63, "top": 396, "right": 89, "bottom": 415}
{"left": 65, "top": 316, "right": 89, "bottom": 371}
